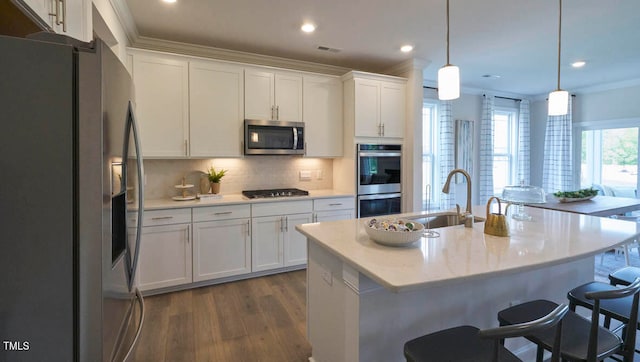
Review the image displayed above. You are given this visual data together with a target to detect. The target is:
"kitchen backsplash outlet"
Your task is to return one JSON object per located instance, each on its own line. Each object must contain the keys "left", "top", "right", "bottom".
{"left": 143, "top": 157, "right": 334, "bottom": 200}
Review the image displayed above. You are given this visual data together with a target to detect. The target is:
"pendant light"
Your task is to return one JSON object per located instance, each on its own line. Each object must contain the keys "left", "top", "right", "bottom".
{"left": 438, "top": 0, "right": 460, "bottom": 100}
{"left": 548, "top": 0, "right": 569, "bottom": 116}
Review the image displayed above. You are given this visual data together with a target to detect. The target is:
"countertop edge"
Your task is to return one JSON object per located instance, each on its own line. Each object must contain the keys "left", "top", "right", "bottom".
{"left": 297, "top": 207, "right": 640, "bottom": 293}
{"left": 141, "top": 189, "right": 355, "bottom": 210}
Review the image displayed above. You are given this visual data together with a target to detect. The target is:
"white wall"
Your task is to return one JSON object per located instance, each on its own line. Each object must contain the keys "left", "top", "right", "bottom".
{"left": 575, "top": 84, "right": 640, "bottom": 123}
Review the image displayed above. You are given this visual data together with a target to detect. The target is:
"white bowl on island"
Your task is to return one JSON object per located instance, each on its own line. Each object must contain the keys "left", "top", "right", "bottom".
{"left": 364, "top": 218, "right": 425, "bottom": 247}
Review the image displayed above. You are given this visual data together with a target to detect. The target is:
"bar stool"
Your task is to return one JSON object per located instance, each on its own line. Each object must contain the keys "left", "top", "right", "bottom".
{"left": 567, "top": 275, "right": 640, "bottom": 355}
{"left": 609, "top": 266, "right": 640, "bottom": 286}
{"left": 497, "top": 278, "right": 640, "bottom": 362}
{"left": 403, "top": 304, "right": 568, "bottom": 362}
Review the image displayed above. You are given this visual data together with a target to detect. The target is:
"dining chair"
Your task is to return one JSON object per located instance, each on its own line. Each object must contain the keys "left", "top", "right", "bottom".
{"left": 403, "top": 304, "right": 569, "bottom": 362}
{"left": 497, "top": 278, "right": 640, "bottom": 362}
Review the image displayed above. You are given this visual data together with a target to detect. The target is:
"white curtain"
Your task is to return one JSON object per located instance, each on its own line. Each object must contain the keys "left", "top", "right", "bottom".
{"left": 479, "top": 95, "right": 495, "bottom": 202}
{"left": 439, "top": 100, "right": 456, "bottom": 209}
{"left": 517, "top": 99, "right": 531, "bottom": 185}
{"left": 542, "top": 99, "right": 573, "bottom": 193}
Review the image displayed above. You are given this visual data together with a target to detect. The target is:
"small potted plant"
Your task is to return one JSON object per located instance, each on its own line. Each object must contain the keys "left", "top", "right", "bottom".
{"left": 207, "top": 166, "right": 227, "bottom": 194}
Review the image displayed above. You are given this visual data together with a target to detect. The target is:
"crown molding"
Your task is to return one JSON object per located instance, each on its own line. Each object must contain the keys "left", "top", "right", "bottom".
{"left": 530, "top": 78, "right": 640, "bottom": 100}
{"left": 570, "top": 78, "right": 640, "bottom": 95}
{"left": 131, "top": 36, "right": 351, "bottom": 76}
{"left": 385, "top": 58, "right": 431, "bottom": 76}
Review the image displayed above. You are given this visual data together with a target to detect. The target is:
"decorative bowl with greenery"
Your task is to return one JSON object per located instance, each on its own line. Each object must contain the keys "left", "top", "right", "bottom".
{"left": 207, "top": 166, "right": 227, "bottom": 183}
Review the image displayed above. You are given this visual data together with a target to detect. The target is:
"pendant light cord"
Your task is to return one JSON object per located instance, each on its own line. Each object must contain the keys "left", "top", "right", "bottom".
{"left": 556, "top": 0, "right": 562, "bottom": 90}
{"left": 446, "top": 0, "right": 450, "bottom": 66}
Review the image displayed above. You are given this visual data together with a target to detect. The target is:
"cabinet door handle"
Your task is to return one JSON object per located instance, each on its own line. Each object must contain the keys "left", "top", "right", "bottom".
{"left": 285, "top": 216, "right": 289, "bottom": 232}
{"left": 329, "top": 203, "right": 343, "bottom": 206}
{"left": 186, "top": 227, "right": 190, "bottom": 244}
{"left": 271, "top": 105, "right": 274, "bottom": 120}
{"left": 151, "top": 216, "right": 173, "bottom": 220}
{"left": 279, "top": 217, "right": 284, "bottom": 232}
{"left": 49, "top": 0, "right": 60, "bottom": 25}
{"left": 60, "top": 0, "right": 66, "bottom": 31}
{"left": 276, "top": 105, "right": 279, "bottom": 120}
{"left": 382, "top": 123, "right": 385, "bottom": 136}
{"left": 184, "top": 139, "right": 188, "bottom": 155}
{"left": 214, "top": 211, "right": 232, "bottom": 216}
{"left": 246, "top": 220, "right": 250, "bottom": 236}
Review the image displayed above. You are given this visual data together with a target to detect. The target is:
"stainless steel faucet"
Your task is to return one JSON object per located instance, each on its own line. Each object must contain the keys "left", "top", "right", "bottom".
{"left": 442, "top": 169, "right": 473, "bottom": 225}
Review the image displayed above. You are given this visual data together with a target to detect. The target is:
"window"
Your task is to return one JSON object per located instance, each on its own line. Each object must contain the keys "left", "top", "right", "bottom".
{"left": 581, "top": 126, "right": 639, "bottom": 197}
{"left": 493, "top": 108, "right": 518, "bottom": 194}
{"left": 422, "top": 101, "right": 438, "bottom": 209}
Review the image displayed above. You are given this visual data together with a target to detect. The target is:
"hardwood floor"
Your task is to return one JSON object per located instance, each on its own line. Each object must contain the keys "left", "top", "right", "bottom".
{"left": 132, "top": 270, "right": 311, "bottom": 362}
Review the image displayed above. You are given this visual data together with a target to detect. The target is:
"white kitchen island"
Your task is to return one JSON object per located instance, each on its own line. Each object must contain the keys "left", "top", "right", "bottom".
{"left": 295, "top": 206, "right": 640, "bottom": 362}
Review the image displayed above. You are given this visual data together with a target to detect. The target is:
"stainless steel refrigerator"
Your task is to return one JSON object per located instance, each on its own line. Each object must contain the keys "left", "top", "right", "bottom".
{"left": 0, "top": 33, "right": 145, "bottom": 362}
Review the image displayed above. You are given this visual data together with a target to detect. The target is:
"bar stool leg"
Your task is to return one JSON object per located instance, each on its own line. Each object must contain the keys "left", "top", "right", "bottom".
{"left": 536, "top": 346, "right": 544, "bottom": 362}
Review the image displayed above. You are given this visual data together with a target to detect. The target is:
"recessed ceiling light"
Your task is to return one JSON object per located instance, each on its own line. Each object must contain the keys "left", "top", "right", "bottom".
{"left": 571, "top": 61, "right": 586, "bottom": 68}
{"left": 162, "top": 0, "right": 176, "bottom": 3}
{"left": 400, "top": 45, "right": 414, "bottom": 53}
{"left": 301, "top": 23, "right": 316, "bottom": 33}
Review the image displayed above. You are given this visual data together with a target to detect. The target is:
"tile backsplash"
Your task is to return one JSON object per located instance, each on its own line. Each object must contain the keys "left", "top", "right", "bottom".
{"left": 143, "top": 157, "right": 334, "bottom": 199}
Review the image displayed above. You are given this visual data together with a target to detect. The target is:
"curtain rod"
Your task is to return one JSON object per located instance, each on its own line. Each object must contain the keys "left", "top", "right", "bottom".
{"left": 427, "top": 87, "right": 576, "bottom": 101}
{"left": 425, "top": 87, "right": 523, "bottom": 102}
{"left": 483, "top": 94, "right": 521, "bottom": 102}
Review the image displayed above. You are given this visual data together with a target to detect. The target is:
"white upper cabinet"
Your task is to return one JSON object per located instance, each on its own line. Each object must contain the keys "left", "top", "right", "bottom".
{"left": 274, "top": 72, "right": 303, "bottom": 122}
{"left": 21, "top": 0, "right": 91, "bottom": 42}
{"left": 379, "top": 81, "right": 406, "bottom": 138}
{"left": 303, "top": 75, "right": 343, "bottom": 157}
{"left": 354, "top": 78, "right": 381, "bottom": 138}
{"left": 21, "top": 0, "right": 48, "bottom": 25}
{"left": 131, "top": 51, "right": 189, "bottom": 157}
{"left": 245, "top": 67, "right": 302, "bottom": 121}
{"left": 345, "top": 71, "right": 406, "bottom": 139}
{"left": 189, "top": 60, "right": 244, "bottom": 157}
{"left": 244, "top": 69, "right": 274, "bottom": 120}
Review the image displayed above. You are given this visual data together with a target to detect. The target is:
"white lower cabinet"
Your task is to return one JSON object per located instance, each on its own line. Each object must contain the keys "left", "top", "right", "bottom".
{"left": 314, "top": 209, "right": 354, "bottom": 222}
{"left": 136, "top": 197, "right": 353, "bottom": 293}
{"left": 284, "top": 213, "right": 313, "bottom": 266}
{"left": 313, "top": 197, "right": 356, "bottom": 222}
{"left": 251, "top": 200, "right": 313, "bottom": 272}
{"left": 137, "top": 223, "right": 192, "bottom": 291}
{"left": 251, "top": 215, "right": 285, "bottom": 271}
{"left": 192, "top": 205, "right": 251, "bottom": 281}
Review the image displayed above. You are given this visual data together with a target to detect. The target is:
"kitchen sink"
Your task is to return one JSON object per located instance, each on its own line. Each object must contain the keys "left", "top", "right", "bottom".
{"left": 405, "top": 212, "right": 485, "bottom": 228}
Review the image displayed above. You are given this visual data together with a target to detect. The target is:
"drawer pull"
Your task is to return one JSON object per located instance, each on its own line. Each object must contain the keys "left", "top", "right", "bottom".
{"left": 213, "top": 211, "right": 233, "bottom": 215}
{"left": 151, "top": 216, "right": 174, "bottom": 220}
{"left": 329, "top": 203, "right": 343, "bottom": 206}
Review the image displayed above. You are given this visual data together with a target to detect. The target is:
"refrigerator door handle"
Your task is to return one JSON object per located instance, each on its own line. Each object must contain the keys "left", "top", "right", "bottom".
{"left": 121, "top": 288, "right": 145, "bottom": 362}
{"left": 127, "top": 101, "right": 145, "bottom": 292}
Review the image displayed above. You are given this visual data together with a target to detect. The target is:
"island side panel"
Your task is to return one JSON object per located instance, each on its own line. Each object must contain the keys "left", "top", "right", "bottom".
{"left": 307, "top": 238, "right": 594, "bottom": 362}
{"left": 307, "top": 241, "right": 352, "bottom": 362}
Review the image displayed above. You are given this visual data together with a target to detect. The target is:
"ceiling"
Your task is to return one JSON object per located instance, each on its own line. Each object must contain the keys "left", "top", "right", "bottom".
{"left": 123, "top": 0, "right": 640, "bottom": 97}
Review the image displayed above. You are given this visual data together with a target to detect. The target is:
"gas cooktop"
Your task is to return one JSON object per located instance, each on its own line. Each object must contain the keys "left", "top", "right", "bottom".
{"left": 242, "top": 188, "right": 309, "bottom": 199}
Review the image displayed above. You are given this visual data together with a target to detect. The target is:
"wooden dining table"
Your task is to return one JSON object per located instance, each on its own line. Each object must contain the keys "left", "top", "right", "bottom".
{"left": 527, "top": 195, "right": 640, "bottom": 217}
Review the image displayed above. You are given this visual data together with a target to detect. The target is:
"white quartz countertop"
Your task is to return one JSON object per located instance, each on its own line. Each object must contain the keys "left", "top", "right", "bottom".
{"left": 296, "top": 205, "right": 640, "bottom": 293}
{"left": 142, "top": 189, "right": 354, "bottom": 210}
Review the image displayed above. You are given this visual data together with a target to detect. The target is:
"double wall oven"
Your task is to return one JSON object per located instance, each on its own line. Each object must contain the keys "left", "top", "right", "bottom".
{"left": 357, "top": 144, "right": 402, "bottom": 217}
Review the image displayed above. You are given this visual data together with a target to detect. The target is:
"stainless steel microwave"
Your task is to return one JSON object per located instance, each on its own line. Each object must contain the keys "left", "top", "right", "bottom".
{"left": 244, "top": 119, "right": 305, "bottom": 155}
